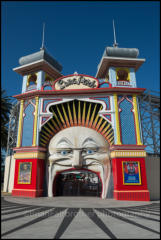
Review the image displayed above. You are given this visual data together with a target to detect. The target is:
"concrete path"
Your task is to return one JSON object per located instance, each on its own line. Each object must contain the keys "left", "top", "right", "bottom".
{"left": 1, "top": 194, "right": 160, "bottom": 239}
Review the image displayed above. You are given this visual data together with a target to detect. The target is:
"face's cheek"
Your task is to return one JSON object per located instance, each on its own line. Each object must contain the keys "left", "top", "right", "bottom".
{"left": 83, "top": 152, "right": 111, "bottom": 199}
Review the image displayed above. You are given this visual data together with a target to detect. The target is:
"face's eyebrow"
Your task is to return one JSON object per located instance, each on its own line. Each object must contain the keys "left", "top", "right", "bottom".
{"left": 82, "top": 137, "right": 98, "bottom": 147}
{"left": 56, "top": 138, "right": 73, "bottom": 148}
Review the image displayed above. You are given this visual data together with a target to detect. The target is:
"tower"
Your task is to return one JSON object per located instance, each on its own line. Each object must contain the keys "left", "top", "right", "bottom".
{"left": 96, "top": 45, "right": 150, "bottom": 200}
{"left": 12, "top": 48, "right": 63, "bottom": 197}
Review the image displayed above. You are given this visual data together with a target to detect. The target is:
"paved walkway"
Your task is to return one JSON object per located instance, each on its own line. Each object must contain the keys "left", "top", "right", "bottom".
{"left": 1, "top": 194, "right": 160, "bottom": 239}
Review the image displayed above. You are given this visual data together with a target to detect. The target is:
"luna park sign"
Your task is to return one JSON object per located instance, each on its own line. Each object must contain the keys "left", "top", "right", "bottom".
{"left": 54, "top": 74, "right": 99, "bottom": 90}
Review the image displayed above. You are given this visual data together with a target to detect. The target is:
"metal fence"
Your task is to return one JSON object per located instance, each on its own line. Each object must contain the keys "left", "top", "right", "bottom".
{"left": 138, "top": 90, "right": 160, "bottom": 155}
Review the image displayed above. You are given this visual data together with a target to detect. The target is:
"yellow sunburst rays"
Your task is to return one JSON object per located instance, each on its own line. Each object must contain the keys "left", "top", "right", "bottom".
{"left": 62, "top": 104, "right": 70, "bottom": 127}
{"left": 85, "top": 103, "right": 92, "bottom": 127}
{"left": 109, "top": 135, "right": 114, "bottom": 144}
{"left": 78, "top": 101, "right": 81, "bottom": 125}
{"left": 105, "top": 133, "right": 114, "bottom": 145}
{"left": 97, "top": 120, "right": 107, "bottom": 134}
{"left": 101, "top": 123, "right": 111, "bottom": 135}
{"left": 104, "top": 128, "right": 113, "bottom": 144}
{"left": 51, "top": 110, "right": 63, "bottom": 130}
{"left": 50, "top": 118, "right": 60, "bottom": 131}
{"left": 47, "top": 121, "right": 57, "bottom": 134}
{"left": 73, "top": 101, "right": 77, "bottom": 126}
{"left": 42, "top": 126, "right": 52, "bottom": 138}
{"left": 82, "top": 101, "right": 86, "bottom": 126}
{"left": 67, "top": 102, "right": 74, "bottom": 127}
{"left": 40, "top": 126, "right": 53, "bottom": 146}
{"left": 56, "top": 105, "right": 67, "bottom": 128}
{"left": 95, "top": 117, "right": 103, "bottom": 131}
{"left": 88, "top": 104, "right": 97, "bottom": 128}
{"left": 104, "top": 127, "right": 113, "bottom": 138}
{"left": 92, "top": 105, "right": 102, "bottom": 129}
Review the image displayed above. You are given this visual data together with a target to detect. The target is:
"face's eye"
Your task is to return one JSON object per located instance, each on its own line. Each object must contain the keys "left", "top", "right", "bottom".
{"left": 86, "top": 149, "right": 94, "bottom": 154}
{"left": 57, "top": 149, "right": 72, "bottom": 156}
{"left": 82, "top": 148, "right": 97, "bottom": 155}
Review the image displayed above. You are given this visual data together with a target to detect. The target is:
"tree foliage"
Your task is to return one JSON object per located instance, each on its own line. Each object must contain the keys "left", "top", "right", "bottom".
{"left": 1, "top": 89, "right": 12, "bottom": 150}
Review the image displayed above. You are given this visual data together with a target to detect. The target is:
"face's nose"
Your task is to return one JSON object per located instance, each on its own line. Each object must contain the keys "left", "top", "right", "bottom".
{"left": 72, "top": 150, "right": 83, "bottom": 168}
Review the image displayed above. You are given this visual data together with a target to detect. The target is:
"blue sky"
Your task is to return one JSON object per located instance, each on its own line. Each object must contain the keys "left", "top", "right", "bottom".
{"left": 2, "top": 1, "right": 160, "bottom": 100}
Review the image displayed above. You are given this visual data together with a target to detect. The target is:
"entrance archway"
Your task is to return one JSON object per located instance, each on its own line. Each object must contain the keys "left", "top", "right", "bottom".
{"left": 53, "top": 170, "right": 102, "bottom": 197}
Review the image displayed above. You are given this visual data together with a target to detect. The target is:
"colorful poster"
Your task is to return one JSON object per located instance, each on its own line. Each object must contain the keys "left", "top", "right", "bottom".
{"left": 18, "top": 162, "right": 32, "bottom": 184}
{"left": 122, "top": 161, "right": 141, "bottom": 185}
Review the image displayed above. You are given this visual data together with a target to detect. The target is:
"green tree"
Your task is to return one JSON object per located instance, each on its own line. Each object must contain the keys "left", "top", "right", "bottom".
{"left": 1, "top": 89, "right": 12, "bottom": 150}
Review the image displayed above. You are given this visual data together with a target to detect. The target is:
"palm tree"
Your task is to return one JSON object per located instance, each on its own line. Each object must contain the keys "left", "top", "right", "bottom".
{"left": 1, "top": 89, "right": 12, "bottom": 150}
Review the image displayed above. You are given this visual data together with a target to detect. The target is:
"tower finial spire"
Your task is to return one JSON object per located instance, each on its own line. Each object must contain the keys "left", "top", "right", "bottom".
{"left": 113, "top": 19, "right": 118, "bottom": 47}
{"left": 40, "top": 22, "right": 45, "bottom": 50}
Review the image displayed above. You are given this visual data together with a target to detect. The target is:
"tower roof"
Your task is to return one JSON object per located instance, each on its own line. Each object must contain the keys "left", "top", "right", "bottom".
{"left": 96, "top": 46, "right": 145, "bottom": 79}
{"left": 19, "top": 48, "right": 62, "bottom": 72}
{"left": 13, "top": 48, "right": 63, "bottom": 79}
{"left": 103, "top": 47, "right": 139, "bottom": 58}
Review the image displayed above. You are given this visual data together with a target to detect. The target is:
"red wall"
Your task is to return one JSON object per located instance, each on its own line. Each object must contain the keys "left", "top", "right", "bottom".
{"left": 12, "top": 158, "right": 45, "bottom": 197}
{"left": 112, "top": 157, "right": 150, "bottom": 201}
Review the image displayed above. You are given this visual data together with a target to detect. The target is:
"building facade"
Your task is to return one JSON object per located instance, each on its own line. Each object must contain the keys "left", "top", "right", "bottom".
{"left": 5, "top": 45, "right": 150, "bottom": 201}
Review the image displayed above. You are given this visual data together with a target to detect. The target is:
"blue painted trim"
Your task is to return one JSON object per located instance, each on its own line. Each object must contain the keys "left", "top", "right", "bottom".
{"left": 22, "top": 75, "right": 28, "bottom": 93}
{"left": 37, "top": 71, "right": 45, "bottom": 90}
{"left": 109, "top": 67, "right": 117, "bottom": 87}
{"left": 129, "top": 68, "right": 137, "bottom": 88}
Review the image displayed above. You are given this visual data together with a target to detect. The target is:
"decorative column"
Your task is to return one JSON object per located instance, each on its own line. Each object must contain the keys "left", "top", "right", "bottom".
{"left": 113, "top": 93, "right": 122, "bottom": 145}
{"left": 33, "top": 96, "right": 39, "bottom": 146}
{"left": 17, "top": 99, "right": 24, "bottom": 147}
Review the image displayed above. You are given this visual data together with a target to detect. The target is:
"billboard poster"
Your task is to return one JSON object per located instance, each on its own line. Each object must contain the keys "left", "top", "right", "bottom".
{"left": 122, "top": 161, "right": 141, "bottom": 185}
{"left": 18, "top": 162, "right": 32, "bottom": 184}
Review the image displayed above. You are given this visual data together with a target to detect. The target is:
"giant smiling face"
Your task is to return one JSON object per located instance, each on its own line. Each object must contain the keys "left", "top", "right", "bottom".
{"left": 48, "top": 126, "right": 111, "bottom": 198}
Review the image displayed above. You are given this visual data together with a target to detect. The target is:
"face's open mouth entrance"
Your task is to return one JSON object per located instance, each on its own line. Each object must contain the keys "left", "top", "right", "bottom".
{"left": 53, "top": 170, "right": 102, "bottom": 197}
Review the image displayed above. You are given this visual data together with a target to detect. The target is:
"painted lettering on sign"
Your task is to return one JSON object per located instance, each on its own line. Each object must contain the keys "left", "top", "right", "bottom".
{"left": 54, "top": 75, "right": 98, "bottom": 90}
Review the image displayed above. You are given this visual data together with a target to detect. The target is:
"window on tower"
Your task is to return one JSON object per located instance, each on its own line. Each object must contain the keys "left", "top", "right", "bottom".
{"left": 26, "top": 73, "right": 37, "bottom": 91}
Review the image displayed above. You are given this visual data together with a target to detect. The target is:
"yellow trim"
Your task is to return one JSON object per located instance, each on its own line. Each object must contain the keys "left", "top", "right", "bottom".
{"left": 122, "top": 161, "right": 142, "bottom": 185}
{"left": 14, "top": 152, "right": 46, "bottom": 159}
{"left": 45, "top": 73, "right": 54, "bottom": 82}
{"left": 116, "top": 67, "right": 130, "bottom": 81}
{"left": 133, "top": 95, "right": 142, "bottom": 145}
{"left": 18, "top": 162, "right": 32, "bottom": 184}
{"left": 114, "top": 94, "right": 121, "bottom": 145}
{"left": 110, "top": 150, "right": 146, "bottom": 158}
{"left": 32, "top": 97, "right": 39, "bottom": 146}
{"left": 27, "top": 73, "right": 38, "bottom": 87}
{"left": 17, "top": 100, "right": 24, "bottom": 147}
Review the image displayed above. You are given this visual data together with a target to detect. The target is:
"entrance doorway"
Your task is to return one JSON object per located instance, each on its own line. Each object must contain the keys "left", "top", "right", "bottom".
{"left": 53, "top": 170, "right": 102, "bottom": 197}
